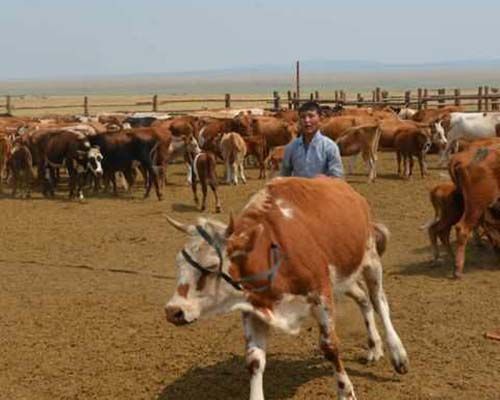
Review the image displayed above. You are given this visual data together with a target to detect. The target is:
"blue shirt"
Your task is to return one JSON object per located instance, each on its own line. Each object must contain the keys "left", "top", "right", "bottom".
{"left": 280, "top": 131, "right": 344, "bottom": 178}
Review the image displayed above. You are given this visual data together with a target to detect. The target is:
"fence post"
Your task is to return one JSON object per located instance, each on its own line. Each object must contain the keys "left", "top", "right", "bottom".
{"left": 314, "top": 90, "right": 319, "bottom": 100}
{"left": 375, "top": 87, "right": 381, "bottom": 103}
{"left": 225, "top": 93, "right": 231, "bottom": 109}
{"left": 417, "top": 88, "right": 422, "bottom": 110}
{"left": 491, "top": 88, "right": 499, "bottom": 111}
{"left": 454, "top": 89, "right": 461, "bottom": 107}
{"left": 423, "top": 89, "right": 428, "bottom": 109}
{"left": 340, "top": 90, "right": 346, "bottom": 103}
{"left": 287, "top": 90, "right": 292, "bottom": 109}
{"left": 356, "top": 93, "right": 363, "bottom": 107}
{"left": 334, "top": 90, "right": 339, "bottom": 103}
{"left": 273, "top": 91, "right": 281, "bottom": 111}
{"left": 437, "top": 88, "right": 445, "bottom": 108}
{"left": 152, "top": 94, "right": 158, "bottom": 112}
{"left": 381, "top": 90, "right": 388, "bottom": 104}
{"left": 484, "top": 86, "right": 489, "bottom": 112}
{"left": 293, "top": 92, "right": 297, "bottom": 110}
{"left": 6, "top": 95, "right": 11, "bottom": 115}
{"left": 83, "top": 96, "right": 89, "bottom": 116}
{"left": 310, "top": 93, "right": 314, "bottom": 100}
{"left": 404, "top": 90, "right": 411, "bottom": 106}
{"left": 478, "top": 86, "right": 483, "bottom": 112}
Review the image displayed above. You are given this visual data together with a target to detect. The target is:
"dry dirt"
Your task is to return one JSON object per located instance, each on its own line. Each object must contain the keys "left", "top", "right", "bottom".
{"left": 1, "top": 153, "right": 499, "bottom": 400}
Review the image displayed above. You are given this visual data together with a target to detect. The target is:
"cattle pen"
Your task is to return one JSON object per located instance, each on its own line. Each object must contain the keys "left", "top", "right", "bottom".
{"left": 1, "top": 85, "right": 499, "bottom": 116}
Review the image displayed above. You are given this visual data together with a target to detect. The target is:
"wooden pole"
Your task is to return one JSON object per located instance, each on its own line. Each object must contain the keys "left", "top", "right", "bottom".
{"left": 404, "top": 90, "right": 411, "bottom": 106}
{"left": 152, "top": 94, "right": 158, "bottom": 112}
{"left": 356, "top": 93, "right": 362, "bottom": 107}
{"left": 6, "top": 95, "right": 11, "bottom": 115}
{"left": 309, "top": 93, "right": 314, "bottom": 101}
{"left": 491, "top": 88, "right": 499, "bottom": 111}
{"left": 314, "top": 90, "right": 319, "bottom": 100}
{"left": 83, "top": 96, "right": 89, "bottom": 116}
{"left": 454, "top": 89, "right": 461, "bottom": 107}
{"left": 375, "top": 87, "right": 381, "bottom": 103}
{"left": 273, "top": 91, "right": 281, "bottom": 111}
{"left": 225, "top": 93, "right": 231, "bottom": 109}
{"left": 296, "top": 60, "right": 300, "bottom": 102}
{"left": 417, "top": 88, "right": 423, "bottom": 110}
{"left": 484, "top": 86, "right": 489, "bottom": 112}
{"left": 287, "top": 90, "right": 292, "bottom": 109}
{"left": 478, "top": 86, "right": 483, "bottom": 112}
{"left": 437, "top": 88, "right": 446, "bottom": 108}
{"left": 293, "top": 92, "right": 297, "bottom": 110}
{"left": 423, "top": 89, "right": 428, "bottom": 109}
{"left": 334, "top": 90, "right": 339, "bottom": 103}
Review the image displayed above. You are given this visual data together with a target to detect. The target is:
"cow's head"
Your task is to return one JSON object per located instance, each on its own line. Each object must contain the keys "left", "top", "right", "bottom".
{"left": 165, "top": 216, "right": 240, "bottom": 326}
{"left": 87, "top": 146, "right": 103, "bottom": 176}
{"left": 430, "top": 120, "right": 447, "bottom": 146}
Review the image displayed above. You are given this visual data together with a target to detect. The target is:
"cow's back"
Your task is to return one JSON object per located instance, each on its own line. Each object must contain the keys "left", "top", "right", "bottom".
{"left": 255, "top": 177, "right": 372, "bottom": 275}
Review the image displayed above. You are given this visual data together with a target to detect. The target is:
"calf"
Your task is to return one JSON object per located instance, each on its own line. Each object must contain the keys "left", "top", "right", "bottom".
{"left": 393, "top": 126, "right": 432, "bottom": 178}
{"left": 243, "top": 135, "right": 267, "bottom": 179}
{"left": 0, "top": 134, "right": 11, "bottom": 193}
{"left": 336, "top": 123, "right": 381, "bottom": 183}
{"left": 7, "top": 141, "right": 34, "bottom": 198}
{"left": 165, "top": 177, "right": 408, "bottom": 400}
{"left": 220, "top": 132, "right": 247, "bottom": 185}
{"left": 264, "top": 145, "right": 286, "bottom": 179}
{"left": 421, "top": 182, "right": 464, "bottom": 264}
{"left": 185, "top": 137, "right": 222, "bottom": 213}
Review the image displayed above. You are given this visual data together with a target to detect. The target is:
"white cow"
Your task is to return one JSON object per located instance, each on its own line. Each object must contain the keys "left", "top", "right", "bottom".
{"left": 439, "top": 112, "right": 500, "bottom": 164}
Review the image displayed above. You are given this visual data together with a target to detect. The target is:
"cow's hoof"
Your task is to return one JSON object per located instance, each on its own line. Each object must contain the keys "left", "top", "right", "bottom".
{"left": 452, "top": 271, "right": 463, "bottom": 279}
{"left": 215, "top": 206, "right": 222, "bottom": 213}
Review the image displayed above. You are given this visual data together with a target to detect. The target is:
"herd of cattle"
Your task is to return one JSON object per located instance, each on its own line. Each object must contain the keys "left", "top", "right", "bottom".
{"left": 2, "top": 104, "right": 500, "bottom": 400}
{"left": 1, "top": 104, "right": 500, "bottom": 276}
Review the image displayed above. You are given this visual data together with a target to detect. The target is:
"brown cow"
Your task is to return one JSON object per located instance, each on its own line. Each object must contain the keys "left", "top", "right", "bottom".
{"left": 7, "top": 141, "right": 34, "bottom": 198}
{"left": 320, "top": 115, "right": 377, "bottom": 141}
{"left": 336, "top": 124, "right": 381, "bottom": 182}
{"left": 219, "top": 132, "right": 247, "bottom": 185}
{"left": 411, "top": 105, "right": 462, "bottom": 123}
{"left": 250, "top": 116, "right": 297, "bottom": 149}
{"left": 243, "top": 135, "right": 267, "bottom": 179}
{"left": 264, "top": 145, "right": 286, "bottom": 178}
{"left": 393, "top": 126, "right": 432, "bottom": 178}
{"left": 185, "top": 136, "right": 222, "bottom": 213}
{"left": 0, "top": 134, "right": 12, "bottom": 193}
{"left": 421, "top": 182, "right": 464, "bottom": 264}
{"left": 449, "top": 143, "right": 500, "bottom": 277}
{"left": 165, "top": 177, "right": 409, "bottom": 400}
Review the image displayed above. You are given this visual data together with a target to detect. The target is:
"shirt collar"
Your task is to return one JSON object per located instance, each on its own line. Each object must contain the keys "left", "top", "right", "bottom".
{"left": 300, "top": 130, "right": 322, "bottom": 147}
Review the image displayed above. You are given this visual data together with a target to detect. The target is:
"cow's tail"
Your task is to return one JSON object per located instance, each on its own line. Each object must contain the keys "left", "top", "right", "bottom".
{"left": 373, "top": 222, "right": 390, "bottom": 256}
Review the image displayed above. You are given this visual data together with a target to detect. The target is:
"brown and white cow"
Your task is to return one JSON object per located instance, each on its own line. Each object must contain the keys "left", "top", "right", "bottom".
{"left": 220, "top": 132, "right": 247, "bottom": 185}
{"left": 164, "top": 177, "right": 408, "bottom": 400}
{"left": 336, "top": 123, "right": 381, "bottom": 183}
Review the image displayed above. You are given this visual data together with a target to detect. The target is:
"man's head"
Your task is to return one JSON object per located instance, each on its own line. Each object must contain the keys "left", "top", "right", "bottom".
{"left": 298, "top": 101, "right": 322, "bottom": 137}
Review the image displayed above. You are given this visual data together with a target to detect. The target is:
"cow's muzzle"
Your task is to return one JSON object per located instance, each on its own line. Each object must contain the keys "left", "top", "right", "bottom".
{"left": 165, "top": 306, "right": 189, "bottom": 326}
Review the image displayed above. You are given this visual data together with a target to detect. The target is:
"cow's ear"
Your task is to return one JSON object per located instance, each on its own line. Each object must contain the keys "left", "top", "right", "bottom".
{"left": 166, "top": 215, "right": 196, "bottom": 235}
{"left": 226, "top": 212, "right": 235, "bottom": 237}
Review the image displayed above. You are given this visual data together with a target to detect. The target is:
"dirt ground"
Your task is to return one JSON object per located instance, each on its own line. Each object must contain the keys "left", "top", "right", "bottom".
{"left": 1, "top": 153, "right": 499, "bottom": 400}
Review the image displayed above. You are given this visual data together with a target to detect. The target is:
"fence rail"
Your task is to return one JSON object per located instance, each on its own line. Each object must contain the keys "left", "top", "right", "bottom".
{"left": 2, "top": 86, "right": 500, "bottom": 115}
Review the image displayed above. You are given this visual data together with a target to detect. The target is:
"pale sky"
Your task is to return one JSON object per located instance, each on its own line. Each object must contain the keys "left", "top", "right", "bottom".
{"left": 1, "top": 0, "right": 500, "bottom": 79}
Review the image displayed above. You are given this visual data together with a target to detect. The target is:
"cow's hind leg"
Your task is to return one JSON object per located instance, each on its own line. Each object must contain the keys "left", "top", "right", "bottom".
{"left": 312, "top": 298, "right": 357, "bottom": 400}
{"left": 242, "top": 312, "right": 269, "bottom": 400}
{"left": 345, "top": 281, "right": 383, "bottom": 363}
{"left": 362, "top": 258, "right": 409, "bottom": 374}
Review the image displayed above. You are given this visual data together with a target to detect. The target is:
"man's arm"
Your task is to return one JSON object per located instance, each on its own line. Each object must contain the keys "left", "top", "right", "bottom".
{"left": 326, "top": 140, "right": 344, "bottom": 178}
{"left": 280, "top": 142, "right": 294, "bottom": 177}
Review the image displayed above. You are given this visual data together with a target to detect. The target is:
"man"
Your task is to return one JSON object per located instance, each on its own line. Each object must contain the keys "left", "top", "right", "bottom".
{"left": 280, "top": 101, "right": 344, "bottom": 178}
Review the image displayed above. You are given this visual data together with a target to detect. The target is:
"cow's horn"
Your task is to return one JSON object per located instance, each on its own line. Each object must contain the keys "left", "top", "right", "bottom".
{"left": 166, "top": 215, "right": 196, "bottom": 235}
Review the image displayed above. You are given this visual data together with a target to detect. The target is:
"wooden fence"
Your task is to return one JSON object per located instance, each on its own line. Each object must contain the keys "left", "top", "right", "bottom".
{"left": 1, "top": 86, "right": 499, "bottom": 115}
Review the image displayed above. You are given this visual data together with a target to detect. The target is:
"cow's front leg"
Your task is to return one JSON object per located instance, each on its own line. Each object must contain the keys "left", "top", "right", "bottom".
{"left": 312, "top": 297, "right": 357, "bottom": 400}
{"left": 242, "top": 312, "right": 269, "bottom": 400}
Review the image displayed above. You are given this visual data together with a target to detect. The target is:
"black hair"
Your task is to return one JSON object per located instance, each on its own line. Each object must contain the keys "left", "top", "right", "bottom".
{"left": 298, "top": 101, "right": 322, "bottom": 115}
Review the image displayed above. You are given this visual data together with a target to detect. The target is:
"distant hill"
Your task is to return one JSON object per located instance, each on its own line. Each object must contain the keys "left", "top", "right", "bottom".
{"left": 1, "top": 59, "right": 500, "bottom": 96}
